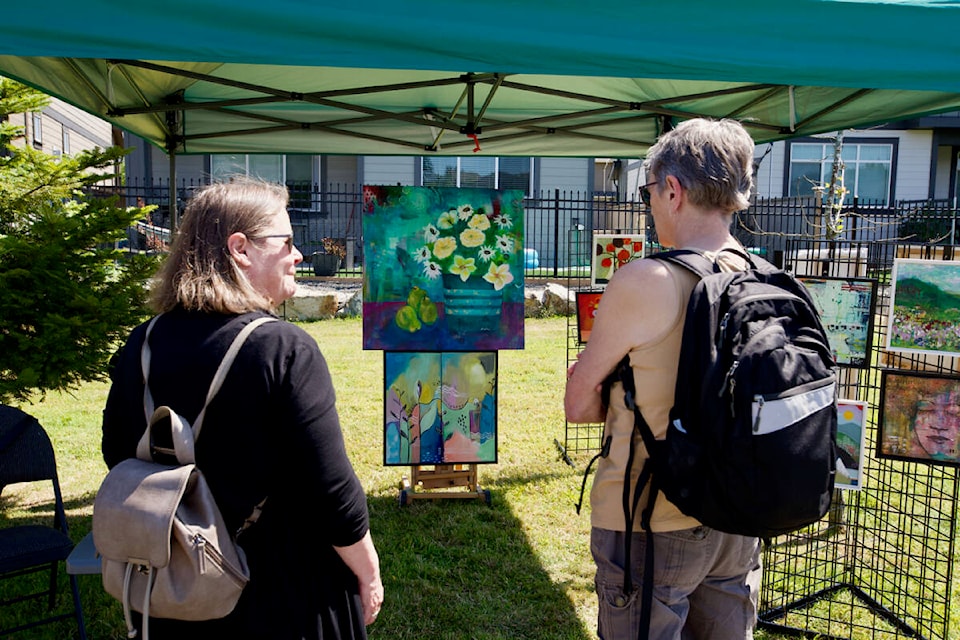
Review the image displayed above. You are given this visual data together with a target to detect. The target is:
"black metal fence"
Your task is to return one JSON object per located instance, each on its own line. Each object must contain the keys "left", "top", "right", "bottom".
{"left": 96, "top": 179, "right": 960, "bottom": 280}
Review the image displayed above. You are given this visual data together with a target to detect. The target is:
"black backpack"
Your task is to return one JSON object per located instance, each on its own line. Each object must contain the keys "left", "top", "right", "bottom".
{"left": 604, "top": 247, "right": 838, "bottom": 637}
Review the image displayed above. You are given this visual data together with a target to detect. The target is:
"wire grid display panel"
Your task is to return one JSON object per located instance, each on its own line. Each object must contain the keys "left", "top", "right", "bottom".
{"left": 561, "top": 222, "right": 648, "bottom": 459}
{"left": 759, "top": 242, "right": 957, "bottom": 640}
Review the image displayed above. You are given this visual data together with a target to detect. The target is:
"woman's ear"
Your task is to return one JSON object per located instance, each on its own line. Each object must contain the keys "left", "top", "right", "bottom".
{"left": 227, "top": 232, "right": 252, "bottom": 267}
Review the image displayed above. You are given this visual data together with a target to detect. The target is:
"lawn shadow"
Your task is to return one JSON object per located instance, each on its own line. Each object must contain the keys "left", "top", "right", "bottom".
{"left": 367, "top": 494, "right": 594, "bottom": 640}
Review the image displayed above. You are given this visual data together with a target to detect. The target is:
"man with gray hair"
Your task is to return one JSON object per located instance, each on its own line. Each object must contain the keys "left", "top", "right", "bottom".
{"left": 566, "top": 118, "right": 761, "bottom": 639}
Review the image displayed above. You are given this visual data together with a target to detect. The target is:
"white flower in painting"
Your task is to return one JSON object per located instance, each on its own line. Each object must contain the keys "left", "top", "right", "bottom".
{"left": 477, "top": 245, "right": 496, "bottom": 262}
{"left": 438, "top": 209, "right": 458, "bottom": 230}
{"left": 423, "top": 224, "right": 440, "bottom": 243}
{"left": 495, "top": 235, "right": 514, "bottom": 254}
{"left": 423, "top": 261, "right": 442, "bottom": 279}
{"left": 413, "top": 246, "right": 431, "bottom": 263}
{"left": 494, "top": 212, "right": 513, "bottom": 229}
{"left": 457, "top": 204, "right": 475, "bottom": 221}
{"left": 482, "top": 262, "right": 514, "bottom": 291}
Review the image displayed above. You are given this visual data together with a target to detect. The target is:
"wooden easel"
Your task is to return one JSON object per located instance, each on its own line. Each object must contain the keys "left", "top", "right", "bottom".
{"left": 398, "top": 464, "right": 491, "bottom": 505}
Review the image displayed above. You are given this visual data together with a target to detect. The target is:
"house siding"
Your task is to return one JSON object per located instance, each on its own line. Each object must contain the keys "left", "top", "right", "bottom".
{"left": 362, "top": 156, "right": 416, "bottom": 186}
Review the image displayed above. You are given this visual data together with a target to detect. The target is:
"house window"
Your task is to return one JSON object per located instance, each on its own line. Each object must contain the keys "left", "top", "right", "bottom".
{"left": 421, "top": 157, "right": 532, "bottom": 195}
{"left": 210, "top": 154, "right": 315, "bottom": 208}
{"left": 787, "top": 140, "right": 894, "bottom": 205}
{"left": 31, "top": 113, "right": 42, "bottom": 147}
{"left": 62, "top": 130, "right": 71, "bottom": 156}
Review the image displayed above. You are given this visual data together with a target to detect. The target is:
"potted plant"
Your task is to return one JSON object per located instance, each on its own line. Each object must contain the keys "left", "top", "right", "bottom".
{"left": 311, "top": 237, "right": 346, "bottom": 276}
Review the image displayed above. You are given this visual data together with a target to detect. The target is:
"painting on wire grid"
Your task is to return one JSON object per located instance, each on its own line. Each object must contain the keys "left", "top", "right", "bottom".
{"left": 591, "top": 233, "right": 646, "bottom": 287}
{"left": 362, "top": 186, "right": 525, "bottom": 351}
{"left": 383, "top": 351, "right": 498, "bottom": 466}
{"left": 798, "top": 276, "right": 877, "bottom": 368}
{"left": 575, "top": 291, "right": 603, "bottom": 344}
{"left": 886, "top": 258, "right": 960, "bottom": 357}
{"left": 835, "top": 399, "right": 868, "bottom": 490}
{"left": 878, "top": 370, "right": 960, "bottom": 467}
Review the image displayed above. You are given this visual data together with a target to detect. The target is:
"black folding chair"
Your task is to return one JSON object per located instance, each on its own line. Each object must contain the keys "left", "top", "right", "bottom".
{"left": 0, "top": 404, "right": 87, "bottom": 639}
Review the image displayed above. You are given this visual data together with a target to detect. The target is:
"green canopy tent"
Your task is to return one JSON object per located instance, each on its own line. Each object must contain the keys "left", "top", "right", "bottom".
{"left": 2, "top": 0, "right": 960, "bottom": 159}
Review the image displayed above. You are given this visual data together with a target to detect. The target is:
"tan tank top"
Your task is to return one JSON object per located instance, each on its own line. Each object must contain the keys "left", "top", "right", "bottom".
{"left": 590, "top": 250, "right": 747, "bottom": 532}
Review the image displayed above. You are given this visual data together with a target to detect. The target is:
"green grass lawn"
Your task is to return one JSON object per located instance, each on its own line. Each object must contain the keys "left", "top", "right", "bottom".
{"left": 1, "top": 316, "right": 957, "bottom": 639}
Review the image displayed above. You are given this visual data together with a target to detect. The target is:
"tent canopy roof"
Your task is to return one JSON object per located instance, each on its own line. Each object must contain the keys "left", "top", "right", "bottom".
{"left": 3, "top": 0, "right": 960, "bottom": 157}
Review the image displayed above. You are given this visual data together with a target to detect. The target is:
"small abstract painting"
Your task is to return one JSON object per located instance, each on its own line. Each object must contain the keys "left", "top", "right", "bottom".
{"left": 575, "top": 291, "right": 603, "bottom": 344}
{"left": 887, "top": 258, "right": 960, "bottom": 357}
{"left": 591, "top": 233, "right": 646, "bottom": 287}
{"left": 835, "top": 399, "right": 868, "bottom": 490}
{"left": 798, "top": 276, "right": 877, "bottom": 368}
{"left": 878, "top": 370, "right": 960, "bottom": 467}
{"left": 362, "top": 185, "right": 525, "bottom": 351}
{"left": 383, "top": 351, "right": 498, "bottom": 466}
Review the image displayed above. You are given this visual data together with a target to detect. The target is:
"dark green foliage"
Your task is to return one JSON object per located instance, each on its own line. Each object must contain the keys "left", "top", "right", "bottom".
{"left": 0, "top": 78, "right": 159, "bottom": 403}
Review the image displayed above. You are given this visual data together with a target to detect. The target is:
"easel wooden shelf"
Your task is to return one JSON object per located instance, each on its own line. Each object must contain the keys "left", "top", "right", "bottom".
{"left": 398, "top": 464, "right": 491, "bottom": 505}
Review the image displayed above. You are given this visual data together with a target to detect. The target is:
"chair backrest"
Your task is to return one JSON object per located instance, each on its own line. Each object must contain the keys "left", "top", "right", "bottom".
{"left": 0, "top": 405, "right": 59, "bottom": 486}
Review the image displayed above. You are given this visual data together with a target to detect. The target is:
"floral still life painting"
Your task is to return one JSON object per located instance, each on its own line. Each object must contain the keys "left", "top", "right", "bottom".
{"left": 591, "top": 233, "right": 645, "bottom": 287}
{"left": 383, "top": 351, "right": 497, "bottom": 466}
{"left": 887, "top": 258, "right": 960, "bottom": 357}
{"left": 575, "top": 291, "right": 603, "bottom": 344}
{"left": 362, "top": 186, "right": 525, "bottom": 350}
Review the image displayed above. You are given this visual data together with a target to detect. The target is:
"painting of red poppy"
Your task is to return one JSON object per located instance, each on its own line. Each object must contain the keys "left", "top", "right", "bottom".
{"left": 591, "top": 233, "right": 645, "bottom": 287}
{"left": 575, "top": 291, "right": 603, "bottom": 343}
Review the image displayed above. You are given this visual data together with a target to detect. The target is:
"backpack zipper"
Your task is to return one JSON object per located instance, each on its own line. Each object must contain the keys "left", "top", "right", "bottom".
{"left": 191, "top": 533, "right": 248, "bottom": 587}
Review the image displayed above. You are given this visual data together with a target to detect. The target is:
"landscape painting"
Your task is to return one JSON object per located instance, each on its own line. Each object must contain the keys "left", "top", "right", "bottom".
{"left": 887, "top": 258, "right": 960, "bottom": 357}
{"left": 798, "top": 276, "right": 877, "bottom": 368}
{"left": 878, "top": 370, "right": 960, "bottom": 467}
{"left": 835, "top": 399, "right": 868, "bottom": 490}
{"left": 591, "top": 233, "right": 645, "bottom": 287}
{"left": 362, "top": 185, "right": 525, "bottom": 351}
{"left": 383, "top": 351, "right": 498, "bottom": 466}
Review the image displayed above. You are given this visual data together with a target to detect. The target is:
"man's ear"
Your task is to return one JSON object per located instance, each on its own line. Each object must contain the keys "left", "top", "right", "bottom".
{"left": 227, "top": 232, "right": 252, "bottom": 267}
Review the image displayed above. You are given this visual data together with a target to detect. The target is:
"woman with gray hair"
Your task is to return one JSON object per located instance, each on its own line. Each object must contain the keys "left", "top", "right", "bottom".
{"left": 566, "top": 119, "right": 761, "bottom": 639}
{"left": 102, "top": 179, "right": 383, "bottom": 639}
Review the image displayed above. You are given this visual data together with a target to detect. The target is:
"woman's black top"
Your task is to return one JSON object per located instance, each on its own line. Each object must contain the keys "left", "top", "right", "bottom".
{"left": 102, "top": 309, "right": 370, "bottom": 639}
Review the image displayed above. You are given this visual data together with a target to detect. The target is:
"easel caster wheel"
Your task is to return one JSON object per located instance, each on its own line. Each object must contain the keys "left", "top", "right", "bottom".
{"left": 399, "top": 489, "right": 410, "bottom": 506}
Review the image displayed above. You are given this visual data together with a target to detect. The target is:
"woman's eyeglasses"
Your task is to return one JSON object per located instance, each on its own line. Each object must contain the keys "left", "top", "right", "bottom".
{"left": 639, "top": 181, "right": 658, "bottom": 207}
{"left": 250, "top": 234, "right": 295, "bottom": 252}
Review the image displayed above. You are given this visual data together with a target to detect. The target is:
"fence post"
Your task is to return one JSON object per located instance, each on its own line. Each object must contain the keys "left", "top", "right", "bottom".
{"left": 553, "top": 188, "right": 560, "bottom": 278}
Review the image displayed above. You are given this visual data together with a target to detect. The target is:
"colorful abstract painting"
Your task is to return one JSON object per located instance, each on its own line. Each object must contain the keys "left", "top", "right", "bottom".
{"left": 575, "top": 291, "right": 603, "bottom": 343}
{"left": 835, "top": 399, "right": 868, "bottom": 490}
{"left": 878, "top": 370, "right": 960, "bottom": 467}
{"left": 887, "top": 258, "right": 960, "bottom": 357}
{"left": 591, "top": 233, "right": 645, "bottom": 287}
{"left": 383, "top": 351, "right": 498, "bottom": 466}
{"left": 798, "top": 276, "right": 877, "bottom": 368}
{"left": 362, "top": 186, "right": 525, "bottom": 350}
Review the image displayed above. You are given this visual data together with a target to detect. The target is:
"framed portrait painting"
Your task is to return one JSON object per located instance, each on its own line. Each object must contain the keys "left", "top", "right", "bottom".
{"left": 383, "top": 351, "right": 498, "bottom": 466}
{"left": 797, "top": 276, "right": 877, "bottom": 368}
{"left": 591, "top": 233, "right": 645, "bottom": 287}
{"left": 575, "top": 291, "right": 603, "bottom": 344}
{"left": 835, "top": 399, "right": 868, "bottom": 490}
{"left": 877, "top": 370, "right": 960, "bottom": 467}
{"left": 886, "top": 258, "right": 960, "bottom": 357}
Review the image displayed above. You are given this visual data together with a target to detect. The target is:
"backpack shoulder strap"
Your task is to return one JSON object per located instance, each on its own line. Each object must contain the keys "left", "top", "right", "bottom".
{"left": 140, "top": 315, "right": 278, "bottom": 439}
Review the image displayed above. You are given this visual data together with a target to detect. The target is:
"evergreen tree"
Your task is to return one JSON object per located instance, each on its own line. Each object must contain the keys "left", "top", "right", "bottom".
{"left": 0, "top": 78, "right": 158, "bottom": 403}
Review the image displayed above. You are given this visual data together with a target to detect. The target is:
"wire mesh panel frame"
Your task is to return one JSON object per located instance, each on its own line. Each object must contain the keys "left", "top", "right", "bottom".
{"left": 758, "top": 241, "right": 957, "bottom": 640}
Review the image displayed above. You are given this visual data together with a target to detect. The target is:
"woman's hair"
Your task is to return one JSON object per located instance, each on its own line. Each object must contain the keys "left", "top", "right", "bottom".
{"left": 643, "top": 118, "right": 755, "bottom": 214}
{"left": 149, "top": 178, "right": 289, "bottom": 314}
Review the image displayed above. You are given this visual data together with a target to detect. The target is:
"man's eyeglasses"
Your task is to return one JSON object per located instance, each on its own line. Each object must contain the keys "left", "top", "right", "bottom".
{"left": 639, "top": 181, "right": 658, "bottom": 207}
{"left": 250, "top": 234, "right": 295, "bottom": 252}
